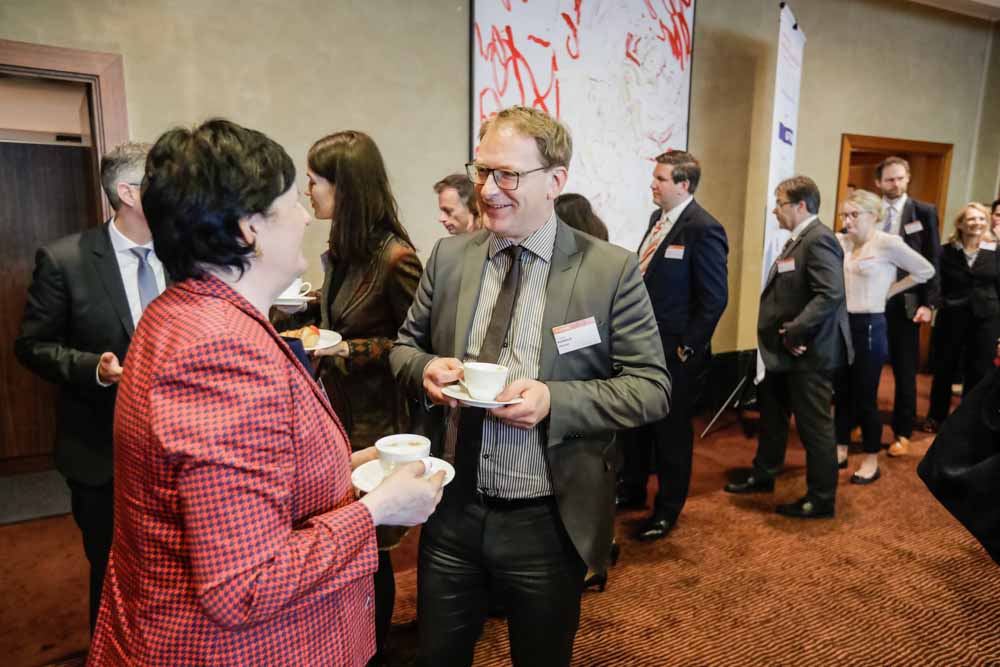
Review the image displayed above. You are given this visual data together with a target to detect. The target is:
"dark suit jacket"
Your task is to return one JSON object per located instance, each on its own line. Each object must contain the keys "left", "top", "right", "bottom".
{"left": 318, "top": 234, "right": 422, "bottom": 450}
{"left": 918, "top": 365, "right": 1000, "bottom": 565}
{"left": 937, "top": 243, "right": 1000, "bottom": 320}
{"left": 758, "top": 218, "right": 853, "bottom": 373}
{"left": 14, "top": 222, "right": 133, "bottom": 485}
{"left": 890, "top": 197, "right": 942, "bottom": 316}
{"left": 640, "top": 200, "right": 729, "bottom": 352}
{"left": 390, "top": 221, "right": 670, "bottom": 573}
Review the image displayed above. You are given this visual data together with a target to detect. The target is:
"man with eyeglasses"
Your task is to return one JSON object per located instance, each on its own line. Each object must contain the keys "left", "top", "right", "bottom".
{"left": 873, "top": 156, "right": 941, "bottom": 453}
{"left": 391, "top": 106, "right": 669, "bottom": 666}
{"left": 15, "top": 142, "right": 163, "bottom": 634}
{"left": 725, "top": 176, "right": 852, "bottom": 518}
{"left": 617, "top": 150, "right": 729, "bottom": 542}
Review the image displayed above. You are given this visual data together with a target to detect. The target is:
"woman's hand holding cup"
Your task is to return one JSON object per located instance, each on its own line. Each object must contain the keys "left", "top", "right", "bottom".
{"left": 360, "top": 461, "right": 445, "bottom": 526}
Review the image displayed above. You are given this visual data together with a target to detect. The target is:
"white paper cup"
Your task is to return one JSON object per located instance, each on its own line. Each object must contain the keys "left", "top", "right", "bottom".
{"left": 279, "top": 277, "right": 312, "bottom": 299}
{"left": 375, "top": 434, "right": 432, "bottom": 475}
{"left": 462, "top": 362, "right": 509, "bottom": 401}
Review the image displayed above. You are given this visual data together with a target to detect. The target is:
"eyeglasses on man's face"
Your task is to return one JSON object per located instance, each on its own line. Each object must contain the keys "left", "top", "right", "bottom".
{"left": 465, "top": 163, "right": 547, "bottom": 191}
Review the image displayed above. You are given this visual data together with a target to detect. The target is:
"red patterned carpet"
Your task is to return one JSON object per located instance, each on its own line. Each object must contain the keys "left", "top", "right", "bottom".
{"left": 4, "top": 370, "right": 998, "bottom": 666}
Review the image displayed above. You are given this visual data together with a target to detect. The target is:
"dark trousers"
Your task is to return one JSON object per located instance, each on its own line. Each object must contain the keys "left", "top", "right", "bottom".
{"left": 753, "top": 369, "right": 838, "bottom": 505}
{"left": 928, "top": 307, "right": 1000, "bottom": 422}
{"left": 66, "top": 478, "right": 114, "bottom": 635}
{"left": 370, "top": 550, "right": 395, "bottom": 665}
{"left": 417, "top": 494, "right": 586, "bottom": 667}
{"left": 834, "top": 313, "right": 889, "bottom": 454}
{"left": 886, "top": 297, "right": 920, "bottom": 438}
{"left": 620, "top": 346, "right": 703, "bottom": 521}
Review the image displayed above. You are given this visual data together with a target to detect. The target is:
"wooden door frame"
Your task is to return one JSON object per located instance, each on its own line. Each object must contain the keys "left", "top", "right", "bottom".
{"left": 0, "top": 38, "right": 129, "bottom": 220}
{"left": 835, "top": 133, "right": 953, "bottom": 229}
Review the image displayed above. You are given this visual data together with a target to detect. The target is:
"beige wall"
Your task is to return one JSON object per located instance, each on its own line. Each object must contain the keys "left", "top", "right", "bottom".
{"left": 970, "top": 22, "right": 1000, "bottom": 206}
{"left": 1, "top": 0, "right": 996, "bottom": 353}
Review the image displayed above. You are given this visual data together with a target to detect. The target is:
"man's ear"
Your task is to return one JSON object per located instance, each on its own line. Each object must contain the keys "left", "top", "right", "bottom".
{"left": 116, "top": 181, "right": 138, "bottom": 209}
{"left": 547, "top": 166, "right": 569, "bottom": 200}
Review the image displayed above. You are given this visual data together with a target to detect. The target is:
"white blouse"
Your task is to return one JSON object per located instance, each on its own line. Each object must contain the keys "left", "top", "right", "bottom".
{"left": 837, "top": 231, "right": 935, "bottom": 314}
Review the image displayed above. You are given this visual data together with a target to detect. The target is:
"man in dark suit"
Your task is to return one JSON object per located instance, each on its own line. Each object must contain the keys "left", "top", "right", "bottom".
{"left": 390, "top": 106, "right": 669, "bottom": 667}
{"left": 725, "top": 176, "right": 852, "bottom": 518}
{"left": 618, "top": 150, "right": 729, "bottom": 541}
{"left": 874, "top": 156, "right": 941, "bottom": 456}
{"left": 15, "top": 142, "right": 160, "bottom": 633}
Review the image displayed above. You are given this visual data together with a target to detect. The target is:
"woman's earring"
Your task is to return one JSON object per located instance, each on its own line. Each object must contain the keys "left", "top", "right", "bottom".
{"left": 253, "top": 244, "right": 263, "bottom": 258}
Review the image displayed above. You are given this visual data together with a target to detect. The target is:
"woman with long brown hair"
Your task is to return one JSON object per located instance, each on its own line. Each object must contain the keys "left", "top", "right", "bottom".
{"left": 305, "top": 130, "right": 422, "bottom": 663}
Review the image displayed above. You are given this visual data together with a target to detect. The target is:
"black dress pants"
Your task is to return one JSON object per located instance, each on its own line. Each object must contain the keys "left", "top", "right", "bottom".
{"left": 834, "top": 313, "right": 889, "bottom": 454}
{"left": 928, "top": 307, "right": 1000, "bottom": 422}
{"left": 753, "top": 369, "right": 838, "bottom": 505}
{"left": 417, "top": 494, "right": 586, "bottom": 667}
{"left": 620, "top": 345, "right": 703, "bottom": 521}
{"left": 886, "top": 297, "right": 920, "bottom": 438}
{"left": 66, "top": 478, "right": 114, "bottom": 635}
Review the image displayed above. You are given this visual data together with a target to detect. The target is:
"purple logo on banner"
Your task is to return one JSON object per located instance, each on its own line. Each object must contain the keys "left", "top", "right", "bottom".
{"left": 778, "top": 122, "right": 794, "bottom": 146}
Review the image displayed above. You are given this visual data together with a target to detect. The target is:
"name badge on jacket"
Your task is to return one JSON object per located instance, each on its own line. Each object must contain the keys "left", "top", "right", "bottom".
{"left": 904, "top": 221, "right": 922, "bottom": 235}
{"left": 553, "top": 316, "right": 601, "bottom": 354}
{"left": 664, "top": 244, "right": 685, "bottom": 260}
{"left": 777, "top": 258, "right": 796, "bottom": 273}
{"left": 981, "top": 241, "right": 997, "bottom": 251}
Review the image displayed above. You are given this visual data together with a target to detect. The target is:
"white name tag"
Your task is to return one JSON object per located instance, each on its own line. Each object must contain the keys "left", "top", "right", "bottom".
{"left": 904, "top": 221, "right": 922, "bottom": 235}
{"left": 777, "top": 258, "right": 796, "bottom": 273}
{"left": 552, "top": 316, "right": 602, "bottom": 355}
{"left": 664, "top": 244, "right": 685, "bottom": 260}
{"left": 981, "top": 241, "right": 997, "bottom": 251}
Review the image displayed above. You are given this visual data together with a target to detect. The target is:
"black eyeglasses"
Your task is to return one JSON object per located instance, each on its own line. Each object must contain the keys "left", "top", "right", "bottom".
{"left": 465, "top": 163, "right": 547, "bottom": 191}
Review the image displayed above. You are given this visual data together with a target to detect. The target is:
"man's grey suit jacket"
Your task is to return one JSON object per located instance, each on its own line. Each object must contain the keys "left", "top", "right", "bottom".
{"left": 390, "top": 220, "right": 670, "bottom": 572}
{"left": 757, "top": 218, "right": 853, "bottom": 374}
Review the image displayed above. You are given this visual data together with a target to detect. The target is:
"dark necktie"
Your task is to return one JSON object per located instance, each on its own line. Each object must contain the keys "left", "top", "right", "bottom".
{"left": 477, "top": 245, "right": 524, "bottom": 363}
{"left": 766, "top": 237, "right": 794, "bottom": 284}
{"left": 129, "top": 247, "right": 158, "bottom": 312}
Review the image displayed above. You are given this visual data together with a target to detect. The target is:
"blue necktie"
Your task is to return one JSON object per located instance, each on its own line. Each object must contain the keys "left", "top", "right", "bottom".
{"left": 130, "top": 247, "right": 158, "bottom": 312}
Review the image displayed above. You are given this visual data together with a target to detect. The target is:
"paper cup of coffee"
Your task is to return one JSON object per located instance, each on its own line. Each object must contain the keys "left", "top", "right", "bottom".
{"left": 279, "top": 277, "right": 312, "bottom": 299}
{"left": 462, "top": 362, "right": 509, "bottom": 401}
{"left": 375, "top": 434, "right": 432, "bottom": 475}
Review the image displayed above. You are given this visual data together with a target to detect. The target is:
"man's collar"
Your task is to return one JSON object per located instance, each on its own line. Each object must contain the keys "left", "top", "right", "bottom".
{"left": 789, "top": 214, "right": 818, "bottom": 240}
{"left": 488, "top": 212, "right": 557, "bottom": 262}
{"left": 661, "top": 195, "right": 694, "bottom": 224}
{"left": 108, "top": 216, "right": 153, "bottom": 252}
{"left": 884, "top": 193, "right": 908, "bottom": 209}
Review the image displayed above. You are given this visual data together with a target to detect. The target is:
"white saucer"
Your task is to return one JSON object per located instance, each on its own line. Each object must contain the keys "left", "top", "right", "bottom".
{"left": 442, "top": 384, "right": 523, "bottom": 409}
{"left": 274, "top": 295, "right": 316, "bottom": 306}
{"left": 351, "top": 457, "right": 455, "bottom": 494}
{"left": 304, "top": 329, "right": 342, "bottom": 352}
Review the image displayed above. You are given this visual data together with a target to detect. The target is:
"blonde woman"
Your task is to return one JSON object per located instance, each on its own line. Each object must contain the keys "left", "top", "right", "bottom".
{"left": 924, "top": 203, "right": 1000, "bottom": 431}
{"left": 835, "top": 190, "right": 934, "bottom": 483}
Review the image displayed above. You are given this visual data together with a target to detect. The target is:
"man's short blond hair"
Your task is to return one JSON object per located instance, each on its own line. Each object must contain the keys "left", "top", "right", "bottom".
{"left": 479, "top": 106, "right": 572, "bottom": 169}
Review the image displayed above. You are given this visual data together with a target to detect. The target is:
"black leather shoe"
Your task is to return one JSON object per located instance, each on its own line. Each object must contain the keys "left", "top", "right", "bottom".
{"left": 636, "top": 516, "right": 676, "bottom": 541}
{"left": 838, "top": 458, "right": 848, "bottom": 470}
{"left": 849, "top": 467, "right": 881, "bottom": 485}
{"left": 724, "top": 475, "right": 775, "bottom": 494}
{"left": 615, "top": 491, "right": 647, "bottom": 511}
{"left": 775, "top": 497, "right": 834, "bottom": 519}
{"left": 583, "top": 570, "right": 608, "bottom": 592}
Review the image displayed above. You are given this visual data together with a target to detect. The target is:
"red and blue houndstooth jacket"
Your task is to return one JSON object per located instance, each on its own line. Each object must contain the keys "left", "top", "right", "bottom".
{"left": 88, "top": 275, "right": 378, "bottom": 666}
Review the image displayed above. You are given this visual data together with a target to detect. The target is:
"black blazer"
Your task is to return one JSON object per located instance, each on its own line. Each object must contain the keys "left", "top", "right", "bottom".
{"left": 639, "top": 200, "right": 729, "bottom": 352}
{"left": 918, "top": 366, "right": 1000, "bottom": 565}
{"left": 890, "top": 197, "right": 942, "bottom": 316}
{"left": 937, "top": 243, "right": 1000, "bottom": 320}
{"left": 757, "top": 218, "right": 853, "bottom": 373}
{"left": 15, "top": 223, "right": 134, "bottom": 485}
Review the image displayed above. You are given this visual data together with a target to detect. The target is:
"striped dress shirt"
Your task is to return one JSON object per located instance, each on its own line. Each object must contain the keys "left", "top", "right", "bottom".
{"left": 464, "top": 215, "right": 557, "bottom": 499}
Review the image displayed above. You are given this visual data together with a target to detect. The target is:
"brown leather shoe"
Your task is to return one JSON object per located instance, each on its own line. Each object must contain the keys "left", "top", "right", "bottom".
{"left": 887, "top": 436, "right": 910, "bottom": 457}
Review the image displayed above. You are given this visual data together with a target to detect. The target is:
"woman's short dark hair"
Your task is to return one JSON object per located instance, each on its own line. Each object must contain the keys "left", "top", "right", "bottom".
{"left": 992, "top": 198, "right": 1000, "bottom": 215}
{"left": 307, "top": 130, "right": 413, "bottom": 261}
{"left": 555, "top": 193, "right": 608, "bottom": 241}
{"left": 143, "top": 118, "right": 295, "bottom": 282}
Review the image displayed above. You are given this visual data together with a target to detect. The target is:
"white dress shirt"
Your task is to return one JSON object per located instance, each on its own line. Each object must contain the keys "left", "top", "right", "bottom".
{"left": 882, "top": 194, "right": 908, "bottom": 236}
{"left": 108, "top": 217, "right": 166, "bottom": 328}
{"left": 838, "top": 230, "right": 934, "bottom": 313}
{"left": 658, "top": 195, "right": 694, "bottom": 236}
{"left": 789, "top": 214, "right": 818, "bottom": 243}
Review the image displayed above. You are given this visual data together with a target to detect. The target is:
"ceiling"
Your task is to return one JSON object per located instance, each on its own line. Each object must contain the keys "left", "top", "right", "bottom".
{"left": 907, "top": 0, "right": 1000, "bottom": 21}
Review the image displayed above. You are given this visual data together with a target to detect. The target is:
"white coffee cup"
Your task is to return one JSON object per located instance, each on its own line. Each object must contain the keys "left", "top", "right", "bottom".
{"left": 375, "top": 434, "right": 432, "bottom": 476}
{"left": 461, "top": 362, "right": 509, "bottom": 401}
{"left": 279, "top": 277, "right": 312, "bottom": 300}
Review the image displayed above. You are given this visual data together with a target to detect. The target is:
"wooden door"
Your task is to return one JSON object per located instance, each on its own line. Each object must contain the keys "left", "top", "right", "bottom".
{"left": 835, "top": 134, "right": 954, "bottom": 371}
{"left": 0, "top": 142, "right": 99, "bottom": 473}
